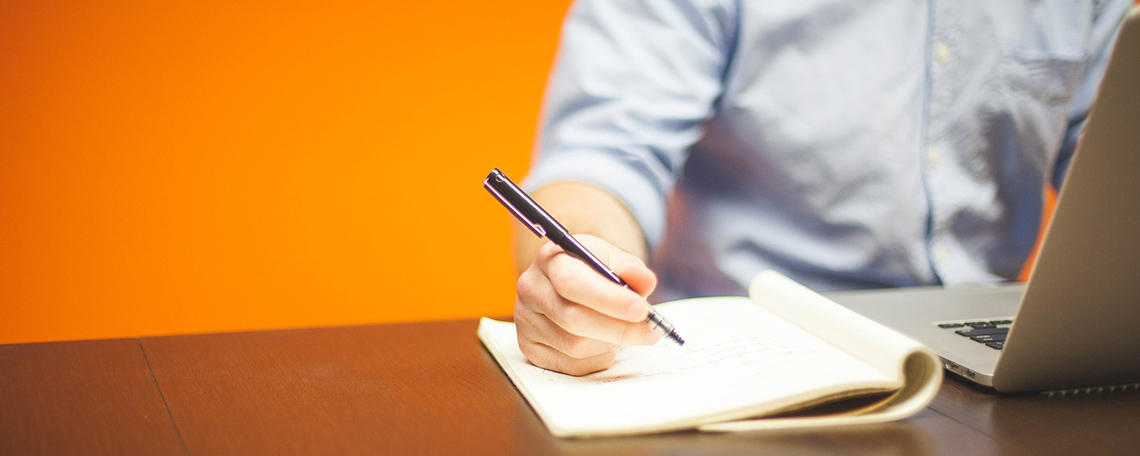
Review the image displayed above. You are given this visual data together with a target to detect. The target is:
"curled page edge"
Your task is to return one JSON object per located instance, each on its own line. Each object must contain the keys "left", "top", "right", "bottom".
{"left": 697, "top": 271, "right": 945, "bottom": 432}
{"left": 698, "top": 345, "right": 943, "bottom": 432}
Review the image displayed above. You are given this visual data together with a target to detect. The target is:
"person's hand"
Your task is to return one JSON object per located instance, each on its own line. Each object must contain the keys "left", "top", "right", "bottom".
{"left": 514, "top": 234, "right": 661, "bottom": 376}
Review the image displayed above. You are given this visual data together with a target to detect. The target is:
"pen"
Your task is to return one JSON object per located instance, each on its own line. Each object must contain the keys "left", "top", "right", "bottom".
{"left": 483, "top": 168, "right": 685, "bottom": 346}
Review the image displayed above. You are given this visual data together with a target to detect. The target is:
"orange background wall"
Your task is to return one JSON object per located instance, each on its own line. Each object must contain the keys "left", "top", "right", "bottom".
{"left": 2, "top": 1, "right": 572, "bottom": 344}
{"left": 1, "top": 1, "right": 1062, "bottom": 345}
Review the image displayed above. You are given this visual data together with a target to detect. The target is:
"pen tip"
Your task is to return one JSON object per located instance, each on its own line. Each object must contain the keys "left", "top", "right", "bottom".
{"left": 670, "top": 332, "right": 686, "bottom": 346}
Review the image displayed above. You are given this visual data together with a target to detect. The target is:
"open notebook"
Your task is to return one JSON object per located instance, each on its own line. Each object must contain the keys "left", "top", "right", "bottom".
{"left": 478, "top": 271, "right": 942, "bottom": 437}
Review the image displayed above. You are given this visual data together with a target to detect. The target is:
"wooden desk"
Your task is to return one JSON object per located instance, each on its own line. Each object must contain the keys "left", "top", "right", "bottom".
{"left": 3, "top": 319, "right": 1138, "bottom": 455}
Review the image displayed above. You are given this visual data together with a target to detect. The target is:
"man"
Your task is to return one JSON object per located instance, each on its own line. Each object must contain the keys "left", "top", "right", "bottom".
{"left": 512, "top": 0, "right": 1131, "bottom": 376}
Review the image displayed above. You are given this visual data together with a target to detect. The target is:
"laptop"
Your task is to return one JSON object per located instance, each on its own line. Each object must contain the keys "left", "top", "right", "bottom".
{"left": 825, "top": 7, "right": 1140, "bottom": 393}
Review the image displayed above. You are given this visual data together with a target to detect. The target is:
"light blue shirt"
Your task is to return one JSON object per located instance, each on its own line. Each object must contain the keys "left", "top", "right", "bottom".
{"left": 525, "top": 0, "right": 1131, "bottom": 299}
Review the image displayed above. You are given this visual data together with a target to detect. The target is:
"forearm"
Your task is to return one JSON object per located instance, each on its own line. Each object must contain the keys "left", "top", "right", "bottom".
{"left": 512, "top": 181, "right": 648, "bottom": 275}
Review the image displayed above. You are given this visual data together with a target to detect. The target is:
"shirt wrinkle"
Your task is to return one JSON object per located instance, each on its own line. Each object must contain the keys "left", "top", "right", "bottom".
{"left": 527, "top": 0, "right": 1130, "bottom": 299}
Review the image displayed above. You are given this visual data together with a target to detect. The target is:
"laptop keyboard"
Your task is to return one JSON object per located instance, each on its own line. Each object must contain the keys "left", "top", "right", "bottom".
{"left": 937, "top": 319, "right": 1014, "bottom": 350}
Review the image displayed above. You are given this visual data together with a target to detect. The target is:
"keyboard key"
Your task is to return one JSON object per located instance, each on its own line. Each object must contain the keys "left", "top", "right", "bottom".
{"left": 985, "top": 341, "right": 1004, "bottom": 350}
{"left": 970, "top": 333, "right": 1007, "bottom": 343}
{"left": 968, "top": 322, "right": 996, "bottom": 329}
{"left": 957, "top": 327, "right": 1009, "bottom": 337}
{"left": 938, "top": 323, "right": 965, "bottom": 328}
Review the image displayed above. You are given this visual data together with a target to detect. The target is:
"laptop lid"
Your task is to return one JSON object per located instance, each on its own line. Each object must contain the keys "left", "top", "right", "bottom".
{"left": 829, "top": 7, "right": 1140, "bottom": 393}
{"left": 989, "top": 6, "right": 1140, "bottom": 392}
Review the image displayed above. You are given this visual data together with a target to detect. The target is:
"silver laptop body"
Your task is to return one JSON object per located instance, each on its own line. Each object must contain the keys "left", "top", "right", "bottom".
{"left": 826, "top": 8, "right": 1140, "bottom": 393}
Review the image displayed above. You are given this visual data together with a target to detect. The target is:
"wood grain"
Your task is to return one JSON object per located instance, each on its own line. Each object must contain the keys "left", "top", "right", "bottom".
{"left": 7, "top": 320, "right": 1139, "bottom": 455}
{"left": 142, "top": 320, "right": 553, "bottom": 455}
{"left": 932, "top": 376, "right": 1140, "bottom": 455}
{"left": 0, "top": 338, "right": 185, "bottom": 455}
{"left": 138, "top": 319, "right": 1022, "bottom": 456}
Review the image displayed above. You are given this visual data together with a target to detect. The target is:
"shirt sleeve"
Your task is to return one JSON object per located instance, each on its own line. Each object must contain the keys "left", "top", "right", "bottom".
{"left": 525, "top": 0, "right": 738, "bottom": 248}
{"left": 1052, "top": 0, "right": 1132, "bottom": 190}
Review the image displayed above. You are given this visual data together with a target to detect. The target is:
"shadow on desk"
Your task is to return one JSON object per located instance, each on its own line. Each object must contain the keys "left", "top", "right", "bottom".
{"left": 547, "top": 421, "right": 938, "bottom": 456}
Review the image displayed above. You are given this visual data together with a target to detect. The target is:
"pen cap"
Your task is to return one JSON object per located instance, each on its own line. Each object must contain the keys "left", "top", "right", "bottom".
{"left": 483, "top": 168, "right": 622, "bottom": 285}
{"left": 484, "top": 168, "right": 569, "bottom": 240}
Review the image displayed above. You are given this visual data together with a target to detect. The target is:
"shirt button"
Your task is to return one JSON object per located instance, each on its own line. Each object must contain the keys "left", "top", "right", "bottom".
{"left": 935, "top": 41, "right": 951, "bottom": 63}
{"left": 928, "top": 145, "right": 942, "bottom": 167}
{"left": 934, "top": 242, "right": 950, "bottom": 263}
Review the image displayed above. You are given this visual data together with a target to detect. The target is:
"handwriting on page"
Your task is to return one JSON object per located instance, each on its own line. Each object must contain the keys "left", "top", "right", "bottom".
{"left": 541, "top": 297, "right": 885, "bottom": 404}
{"left": 585, "top": 328, "right": 816, "bottom": 384}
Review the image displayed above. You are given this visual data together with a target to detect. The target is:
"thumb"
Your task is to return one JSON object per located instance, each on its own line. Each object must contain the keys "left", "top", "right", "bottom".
{"left": 611, "top": 254, "right": 657, "bottom": 299}
{"left": 574, "top": 234, "right": 658, "bottom": 299}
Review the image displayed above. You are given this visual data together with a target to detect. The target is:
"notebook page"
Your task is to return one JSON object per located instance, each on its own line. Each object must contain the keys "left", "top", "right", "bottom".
{"left": 749, "top": 271, "right": 931, "bottom": 377}
{"left": 695, "top": 272, "right": 944, "bottom": 433}
{"left": 478, "top": 296, "right": 896, "bottom": 437}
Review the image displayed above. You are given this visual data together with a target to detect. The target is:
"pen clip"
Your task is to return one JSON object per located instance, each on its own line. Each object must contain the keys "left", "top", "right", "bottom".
{"left": 484, "top": 173, "right": 548, "bottom": 238}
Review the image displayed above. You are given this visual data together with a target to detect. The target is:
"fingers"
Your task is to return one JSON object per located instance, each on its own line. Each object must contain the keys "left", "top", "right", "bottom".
{"left": 536, "top": 240, "right": 653, "bottom": 323}
{"left": 518, "top": 264, "right": 659, "bottom": 346}
{"left": 517, "top": 329, "right": 616, "bottom": 377}
{"left": 514, "top": 235, "right": 662, "bottom": 375}
{"left": 515, "top": 301, "right": 616, "bottom": 360}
